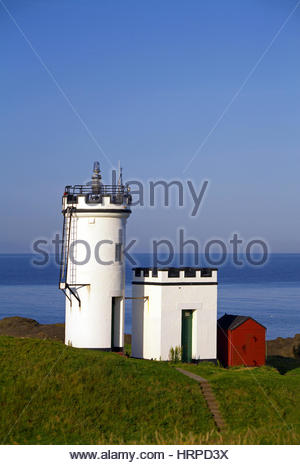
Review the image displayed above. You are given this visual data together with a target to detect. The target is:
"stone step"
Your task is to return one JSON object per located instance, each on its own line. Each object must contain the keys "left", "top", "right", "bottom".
{"left": 207, "top": 404, "right": 219, "bottom": 410}
{"left": 216, "top": 423, "right": 225, "bottom": 428}
{"left": 206, "top": 400, "right": 219, "bottom": 407}
{"left": 202, "top": 390, "right": 214, "bottom": 396}
{"left": 207, "top": 400, "right": 219, "bottom": 406}
{"left": 175, "top": 367, "right": 227, "bottom": 431}
{"left": 203, "top": 394, "right": 216, "bottom": 400}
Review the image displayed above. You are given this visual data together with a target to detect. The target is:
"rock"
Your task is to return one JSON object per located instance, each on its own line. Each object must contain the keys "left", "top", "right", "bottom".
{"left": 0, "top": 316, "right": 65, "bottom": 341}
{"left": 267, "top": 334, "right": 300, "bottom": 359}
{"left": 0, "top": 316, "right": 133, "bottom": 346}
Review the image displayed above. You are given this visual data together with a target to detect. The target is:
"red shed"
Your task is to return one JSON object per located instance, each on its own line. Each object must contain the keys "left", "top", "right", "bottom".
{"left": 217, "top": 314, "right": 266, "bottom": 367}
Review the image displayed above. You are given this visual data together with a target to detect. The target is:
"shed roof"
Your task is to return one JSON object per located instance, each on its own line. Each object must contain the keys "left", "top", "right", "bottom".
{"left": 217, "top": 314, "right": 266, "bottom": 331}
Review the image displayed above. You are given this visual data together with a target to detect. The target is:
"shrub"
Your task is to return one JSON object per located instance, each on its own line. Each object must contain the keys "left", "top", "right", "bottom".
{"left": 169, "top": 346, "right": 182, "bottom": 362}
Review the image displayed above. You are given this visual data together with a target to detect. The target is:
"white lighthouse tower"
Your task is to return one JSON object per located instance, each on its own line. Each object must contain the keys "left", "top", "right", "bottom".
{"left": 59, "top": 162, "right": 132, "bottom": 350}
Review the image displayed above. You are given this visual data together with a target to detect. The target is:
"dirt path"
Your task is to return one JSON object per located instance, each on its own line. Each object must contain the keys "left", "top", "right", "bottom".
{"left": 176, "top": 367, "right": 226, "bottom": 432}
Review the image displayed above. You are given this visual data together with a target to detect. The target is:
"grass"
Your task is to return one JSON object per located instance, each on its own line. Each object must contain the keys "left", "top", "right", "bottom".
{"left": 174, "top": 360, "right": 300, "bottom": 444}
{"left": 0, "top": 336, "right": 213, "bottom": 444}
{"left": 1, "top": 336, "right": 300, "bottom": 444}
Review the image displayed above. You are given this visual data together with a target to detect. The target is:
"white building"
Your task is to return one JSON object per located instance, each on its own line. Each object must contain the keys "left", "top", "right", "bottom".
{"left": 131, "top": 267, "right": 218, "bottom": 362}
{"left": 59, "top": 162, "right": 132, "bottom": 350}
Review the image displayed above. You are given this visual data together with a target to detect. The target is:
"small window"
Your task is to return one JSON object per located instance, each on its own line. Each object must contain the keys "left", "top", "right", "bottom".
{"left": 115, "top": 243, "right": 122, "bottom": 262}
{"left": 184, "top": 268, "right": 196, "bottom": 278}
{"left": 168, "top": 268, "right": 180, "bottom": 278}
{"left": 151, "top": 268, "right": 158, "bottom": 277}
{"left": 143, "top": 269, "right": 149, "bottom": 277}
{"left": 67, "top": 194, "right": 78, "bottom": 204}
{"left": 85, "top": 194, "right": 101, "bottom": 204}
{"left": 135, "top": 269, "right": 141, "bottom": 277}
{"left": 201, "top": 268, "right": 212, "bottom": 277}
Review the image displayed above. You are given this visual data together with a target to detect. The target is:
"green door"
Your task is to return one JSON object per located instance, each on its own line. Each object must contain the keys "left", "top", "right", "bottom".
{"left": 181, "top": 310, "right": 193, "bottom": 363}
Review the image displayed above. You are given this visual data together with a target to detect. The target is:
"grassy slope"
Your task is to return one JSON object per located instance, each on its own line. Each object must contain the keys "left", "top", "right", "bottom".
{"left": 176, "top": 361, "right": 300, "bottom": 444}
{"left": 0, "top": 336, "right": 214, "bottom": 444}
{"left": 1, "top": 336, "right": 300, "bottom": 445}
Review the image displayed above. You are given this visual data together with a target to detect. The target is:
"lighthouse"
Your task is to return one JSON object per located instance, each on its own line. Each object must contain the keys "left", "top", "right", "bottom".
{"left": 59, "top": 162, "right": 132, "bottom": 350}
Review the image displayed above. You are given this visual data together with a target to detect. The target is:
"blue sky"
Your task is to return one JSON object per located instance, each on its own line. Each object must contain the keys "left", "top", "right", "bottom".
{"left": 0, "top": 0, "right": 299, "bottom": 253}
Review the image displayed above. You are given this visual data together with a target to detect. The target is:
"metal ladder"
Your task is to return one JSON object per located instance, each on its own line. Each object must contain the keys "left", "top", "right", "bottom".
{"left": 69, "top": 215, "right": 77, "bottom": 285}
{"left": 59, "top": 207, "right": 81, "bottom": 307}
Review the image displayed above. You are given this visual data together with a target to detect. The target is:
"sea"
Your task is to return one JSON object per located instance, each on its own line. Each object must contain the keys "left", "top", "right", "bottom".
{"left": 0, "top": 253, "right": 299, "bottom": 340}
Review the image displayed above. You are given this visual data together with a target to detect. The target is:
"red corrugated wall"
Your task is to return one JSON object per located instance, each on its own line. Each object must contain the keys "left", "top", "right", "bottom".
{"left": 218, "top": 319, "right": 266, "bottom": 367}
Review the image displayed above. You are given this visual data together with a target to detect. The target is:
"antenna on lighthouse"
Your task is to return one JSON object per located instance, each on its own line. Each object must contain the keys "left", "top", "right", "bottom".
{"left": 118, "top": 161, "right": 123, "bottom": 187}
{"left": 91, "top": 161, "right": 101, "bottom": 194}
